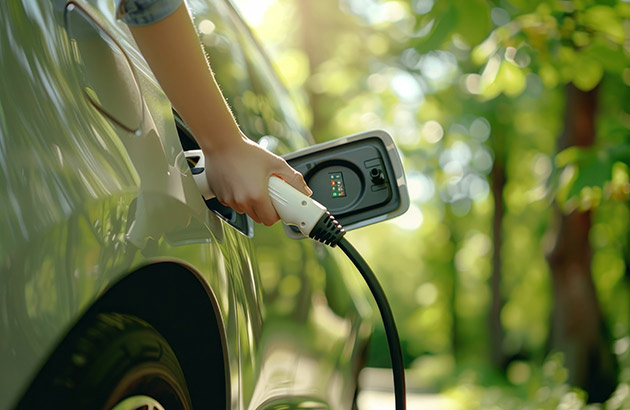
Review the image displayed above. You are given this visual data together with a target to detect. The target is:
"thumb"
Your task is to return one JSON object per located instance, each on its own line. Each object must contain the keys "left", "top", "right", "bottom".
{"left": 274, "top": 165, "right": 312, "bottom": 197}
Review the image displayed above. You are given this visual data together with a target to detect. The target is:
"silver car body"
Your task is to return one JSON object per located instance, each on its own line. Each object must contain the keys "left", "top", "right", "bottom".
{"left": 0, "top": 0, "right": 372, "bottom": 408}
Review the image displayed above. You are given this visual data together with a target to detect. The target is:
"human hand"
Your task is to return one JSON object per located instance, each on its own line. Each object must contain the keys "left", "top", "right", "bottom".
{"left": 126, "top": 3, "right": 309, "bottom": 226}
{"left": 203, "top": 134, "right": 312, "bottom": 226}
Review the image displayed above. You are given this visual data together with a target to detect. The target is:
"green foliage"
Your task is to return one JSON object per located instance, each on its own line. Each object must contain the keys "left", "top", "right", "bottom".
{"left": 553, "top": 142, "right": 630, "bottom": 211}
{"left": 445, "top": 353, "right": 630, "bottom": 409}
{"left": 413, "top": 4, "right": 458, "bottom": 54}
{"left": 414, "top": 0, "right": 491, "bottom": 53}
{"left": 235, "top": 0, "right": 630, "bottom": 400}
{"left": 466, "top": 1, "right": 630, "bottom": 96}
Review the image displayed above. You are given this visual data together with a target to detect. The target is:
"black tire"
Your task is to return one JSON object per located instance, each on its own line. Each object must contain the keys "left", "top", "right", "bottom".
{"left": 17, "top": 313, "right": 192, "bottom": 410}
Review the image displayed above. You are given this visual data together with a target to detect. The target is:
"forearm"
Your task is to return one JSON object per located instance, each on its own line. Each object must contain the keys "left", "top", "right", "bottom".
{"left": 121, "top": 0, "right": 310, "bottom": 224}
{"left": 129, "top": 3, "right": 241, "bottom": 152}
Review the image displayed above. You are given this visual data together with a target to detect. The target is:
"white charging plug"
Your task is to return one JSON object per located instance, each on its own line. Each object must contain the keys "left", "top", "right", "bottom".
{"left": 185, "top": 150, "right": 214, "bottom": 200}
{"left": 185, "top": 150, "right": 328, "bottom": 237}
{"left": 267, "top": 175, "right": 327, "bottom": 236}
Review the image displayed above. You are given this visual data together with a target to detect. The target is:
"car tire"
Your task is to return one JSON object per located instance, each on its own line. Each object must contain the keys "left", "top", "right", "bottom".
{"left": 17, "top": 312, "right": 192, "bottom": 410}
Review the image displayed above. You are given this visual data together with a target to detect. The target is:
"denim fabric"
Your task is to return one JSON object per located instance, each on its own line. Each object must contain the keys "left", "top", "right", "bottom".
{"left": 116, "top": 0, "right": 183, "bottom": 26}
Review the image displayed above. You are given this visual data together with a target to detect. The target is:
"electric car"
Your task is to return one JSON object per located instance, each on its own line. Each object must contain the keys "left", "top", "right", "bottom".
{"left": 0, "top": 0, "right": 374, "bottom": 408}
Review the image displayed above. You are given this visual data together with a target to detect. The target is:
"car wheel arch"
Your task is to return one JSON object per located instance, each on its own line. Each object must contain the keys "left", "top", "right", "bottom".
{"left": 17, "top": 261, "right": 230, "bottom": 410}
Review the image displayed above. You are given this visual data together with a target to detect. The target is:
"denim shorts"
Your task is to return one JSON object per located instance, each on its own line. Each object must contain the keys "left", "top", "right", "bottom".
{"left": 116, "top": 0, "right": 183, "bottom": 26}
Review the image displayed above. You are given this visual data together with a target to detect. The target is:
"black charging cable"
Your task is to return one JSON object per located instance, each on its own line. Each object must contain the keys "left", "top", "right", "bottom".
{"left": 338, "top": 237, "right": 407, "bottom": 410}
{"left": 310, "top": 213, "right": 407, "bottom": 409}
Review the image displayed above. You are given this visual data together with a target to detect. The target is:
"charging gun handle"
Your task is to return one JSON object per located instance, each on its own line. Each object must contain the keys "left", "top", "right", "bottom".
{"left": 267, "top": 175, "right": 327, "bottom": 236}
{"left": 185, "top": 150, "right": 327, "bottom": 236}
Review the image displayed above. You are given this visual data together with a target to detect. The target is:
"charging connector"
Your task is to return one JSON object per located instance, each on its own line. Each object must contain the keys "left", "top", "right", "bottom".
{"left": 309, "top": 211, "right": 345, "bottom": 246}
{"left": 268, "top": 176, "right": 345, "bottom": 246}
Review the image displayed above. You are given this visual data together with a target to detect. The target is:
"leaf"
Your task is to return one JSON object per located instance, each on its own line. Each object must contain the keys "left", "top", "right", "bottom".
{"left": 480, "top": 59, "right": 526, "bottom": 99}
{"left": 413, "top": 6, "right": 458, "bottom": 54}
{"left": 584, "top": 39, "right": 629, "bottom": 74}
{"left": 555, "top": 146, "right": 582, "bottom": 168}
{"left": 508, "top": 0, "right": 543, "bottom": 13}
{"left": 617, "top": 2, "right": 630, "bottom": 19}
{"left": 471, "top": 32, "right": 499, "bottom": 65}
{"left": 571, "top": 53, "right": 603, "bottom": 91}
{"left": 571, "top": 31, "right": 590, "bottom": 48}
{"left": 581, "top": 5, "right": 625, "bottom": 44}
{"left": 567, "top": 150, "right": 613, "bottom": 201}
{"left": 607, "top": 143, "right": 630, "bottom": 165}
{"left": 501, "top": 60, "right": 527, "bottom": 97}
{"left": 556, "top": 148, "right": 616, "bottom": 203}
{"left": 539, "top": 63, "right": 559, "bottom": 88}
{"left": 453, "top": 0, "right": 491, "bottom": 46}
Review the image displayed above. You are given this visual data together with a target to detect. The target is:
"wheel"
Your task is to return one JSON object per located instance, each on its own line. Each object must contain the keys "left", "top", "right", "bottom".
{"left": 17, "top": 313, "right": 192, "bottom": 410}
{"left": 111, "top": 395, "right": 167, "bottom": 410}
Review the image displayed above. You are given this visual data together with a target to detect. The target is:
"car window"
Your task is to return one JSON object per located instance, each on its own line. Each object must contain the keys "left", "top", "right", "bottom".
{"left": 186, "top": 0, "right": 311, "bottom": 154}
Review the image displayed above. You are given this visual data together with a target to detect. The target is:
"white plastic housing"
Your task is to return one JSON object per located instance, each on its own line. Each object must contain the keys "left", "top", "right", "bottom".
{"left": 268, "top": 176, "right": 327, "bottom": 236}
{"left": 184, "top": 149, "right": 214, "bottom": 199}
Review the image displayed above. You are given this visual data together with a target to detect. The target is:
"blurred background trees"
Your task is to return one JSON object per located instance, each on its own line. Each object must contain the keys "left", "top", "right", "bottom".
{"left": 232, "top": 0, "right": 630, "bottom": 406}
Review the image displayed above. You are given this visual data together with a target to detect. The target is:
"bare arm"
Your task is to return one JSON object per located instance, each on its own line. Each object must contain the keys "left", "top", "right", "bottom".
{"left": 128, "top": 3, "right": 311, "bottom": 225}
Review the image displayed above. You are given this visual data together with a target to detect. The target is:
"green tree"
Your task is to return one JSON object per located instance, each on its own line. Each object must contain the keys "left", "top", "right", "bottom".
{"left": 237, "top": 0, "right": 630, "bottom": 402}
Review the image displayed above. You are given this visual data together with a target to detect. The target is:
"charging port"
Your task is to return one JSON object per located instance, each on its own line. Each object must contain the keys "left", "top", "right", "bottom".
{"left": 284, "top": 130, "right": 408, "bottom": 231}
{"left": 370, "top": 167, "right": 385, "bottom": 185}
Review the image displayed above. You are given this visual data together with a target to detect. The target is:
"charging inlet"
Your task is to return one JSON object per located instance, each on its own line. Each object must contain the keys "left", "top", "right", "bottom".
{"left": 283, "top": 129, "right": 409, "bottom": 237}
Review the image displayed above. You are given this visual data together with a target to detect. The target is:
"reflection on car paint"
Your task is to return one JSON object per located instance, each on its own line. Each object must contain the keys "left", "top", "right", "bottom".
{"left": 0, "top": 1, "right": 370, "bottom": 409}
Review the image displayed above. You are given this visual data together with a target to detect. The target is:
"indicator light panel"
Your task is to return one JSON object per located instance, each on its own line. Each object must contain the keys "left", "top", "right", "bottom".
{"left": 330, "top": 172, "right": 346, "bottom": 198}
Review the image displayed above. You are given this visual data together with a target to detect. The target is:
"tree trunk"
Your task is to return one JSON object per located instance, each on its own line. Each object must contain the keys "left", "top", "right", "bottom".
{"left": 295, "top": 0, "right": 327, "bottom": 140}
{"left": 547, "top": 84, "right": 617, "bottom": 402}
{"left": 489, "top": 159, "right": 507, "bottom": 368}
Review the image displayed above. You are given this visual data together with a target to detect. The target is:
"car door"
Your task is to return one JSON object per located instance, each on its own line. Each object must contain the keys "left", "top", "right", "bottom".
{"left": 64, "top": 3, "right": 254, "bottom": 408}
{"left": 183, "top": 1, "right": 373, "bottom": 409}
{"left": 1, "top": 2, "right": 238, "bottom": 409}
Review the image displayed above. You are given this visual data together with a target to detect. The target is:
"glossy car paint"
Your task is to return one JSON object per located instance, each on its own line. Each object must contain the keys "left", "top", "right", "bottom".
{"left": 0, "top": 1, "right": 371, "bottom": 409}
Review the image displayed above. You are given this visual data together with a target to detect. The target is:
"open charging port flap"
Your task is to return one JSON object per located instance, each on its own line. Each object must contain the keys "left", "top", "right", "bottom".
{"left": 283, "top": 129, "right": 409, "bottom": 239}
